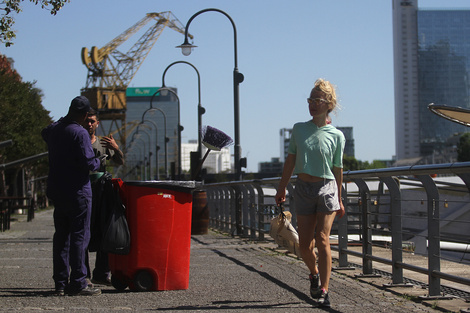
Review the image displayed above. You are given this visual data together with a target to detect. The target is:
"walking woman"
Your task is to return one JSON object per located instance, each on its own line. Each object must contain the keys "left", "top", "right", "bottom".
{"left": 275, "top": 78, "right": 345, "bottom": 307}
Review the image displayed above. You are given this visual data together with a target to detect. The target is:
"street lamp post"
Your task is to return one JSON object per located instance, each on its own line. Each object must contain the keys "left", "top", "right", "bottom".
{"left": 142, "top": 94, "right": 170, "bottom": 179}
{"left": 177, "top": 8, "right": 244, "bottom": 181}
{"left": 153, "top": 87, "right": 183, "bottom": 180}
{"left": 135, "top": 126, "right": 152, "bottom": 180}
{"left": 130, "top": 135, "right": 148, "bottom": 180}
{"left": 126, "top": 142, "right": 144, "bottom": 180}
{"left": 142, "top": 119, "right": 160, "bottom": 180}
{"left": 161, "top": 61, "right": 205, "bottom": 180}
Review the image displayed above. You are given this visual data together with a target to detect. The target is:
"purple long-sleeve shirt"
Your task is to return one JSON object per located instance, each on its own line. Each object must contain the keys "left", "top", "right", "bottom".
{"left": 42, "top": 116, "right": 100, "bottom": 202}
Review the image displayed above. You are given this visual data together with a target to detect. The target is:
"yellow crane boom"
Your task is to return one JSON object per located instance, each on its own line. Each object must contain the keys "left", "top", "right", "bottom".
{"left": 80, "top": 11, "right": 192, "bottom": 112}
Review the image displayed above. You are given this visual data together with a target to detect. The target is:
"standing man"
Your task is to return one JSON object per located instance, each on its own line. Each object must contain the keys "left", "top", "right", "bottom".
{"left": 42, "top": 96, "right": 103, "bottom": 296}
{"left": 83, "top": 109, "right": 124, "bottom": 285}
{"left": 84, "top": 109, "right": 124, "bottom": 172}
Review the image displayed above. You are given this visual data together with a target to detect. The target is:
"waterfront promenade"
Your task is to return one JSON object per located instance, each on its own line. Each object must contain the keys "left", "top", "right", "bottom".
{"left": 0, "top": 208, "right": 468, "bottom": 312}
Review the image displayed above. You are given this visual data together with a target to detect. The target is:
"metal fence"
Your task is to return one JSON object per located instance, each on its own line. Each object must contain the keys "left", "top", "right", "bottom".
{"left": 203, "top": 162, "right": 470, "bottom": 297}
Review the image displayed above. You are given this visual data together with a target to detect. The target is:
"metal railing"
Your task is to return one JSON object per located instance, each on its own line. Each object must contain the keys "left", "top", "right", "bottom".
{"left": 203, "top": 162, "right": 470, "bottom": 297}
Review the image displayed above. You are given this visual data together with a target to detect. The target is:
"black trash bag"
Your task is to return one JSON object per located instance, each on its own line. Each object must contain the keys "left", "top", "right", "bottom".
{"left": 89, "top": 173, "right": 113, "bottom": 252}
{"left": 100, "top": 183, "right": 131, "bottom": 255}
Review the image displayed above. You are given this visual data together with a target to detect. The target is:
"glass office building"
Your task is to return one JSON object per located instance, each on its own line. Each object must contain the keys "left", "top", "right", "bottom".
{"left": 417, "top": 9, "right": 470, "bottom": 156}
{"left": 394, "top": 0, "right": 470, "bottom": 162}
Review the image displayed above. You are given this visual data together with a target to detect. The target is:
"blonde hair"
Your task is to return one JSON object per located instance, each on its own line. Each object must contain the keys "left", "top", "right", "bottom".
{"left": 312, "top": 78, "right": 338, "bottom": 113}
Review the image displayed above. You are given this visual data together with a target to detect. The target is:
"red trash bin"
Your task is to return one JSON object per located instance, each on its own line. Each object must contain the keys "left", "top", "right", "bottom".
{"left": 109, "top": 179, "right": 196, "bottom": 291}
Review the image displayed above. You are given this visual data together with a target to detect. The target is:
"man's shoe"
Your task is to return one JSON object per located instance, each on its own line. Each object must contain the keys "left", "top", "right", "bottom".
{"left": 317, "top": 288, "right": 330, "bottom": 308}
{"left": 68, "top": 286, "right": 101, "bottom": 296}
{"left": 52, "top": 289, "right": 65, "bottom": 296}
{"left": 91, "top": 276, "right": 112, "bottom": 286}
{"left": 309, "top": 273, "right": 321, "bottom": 298}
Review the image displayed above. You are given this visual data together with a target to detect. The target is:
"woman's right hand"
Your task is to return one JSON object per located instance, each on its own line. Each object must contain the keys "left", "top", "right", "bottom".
{"left": 275, "top": 189, "right": 286, "bottom": 206}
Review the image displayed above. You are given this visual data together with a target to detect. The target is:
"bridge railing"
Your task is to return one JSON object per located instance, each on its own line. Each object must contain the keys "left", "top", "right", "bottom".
{"left": 203, "top": 162, "right": 470, "bottom": 297}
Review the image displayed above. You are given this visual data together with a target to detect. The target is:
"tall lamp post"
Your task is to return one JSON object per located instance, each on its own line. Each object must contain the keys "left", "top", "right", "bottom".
{"left": 126, "top": 142, "right": 145, "bottom": 180}
{"left": 177, "top": 8, "right": 244, "bottom": 181}
{"left": 141, "top": 119, "right": 160, "bottom": 180}
{"left": 142, "top": 93, "right": 170, "bottom": 179}
{"left": 161, "top": 61, "right": 205, "bottom": 179}
{"left": 154, "top": 87, "right": 183, "bottom": 179}
{"left": 129, "top": 135, "right": 148, "bottom": 180}
{"left": 135, "top": 126, "right": 152, "bottom": 180}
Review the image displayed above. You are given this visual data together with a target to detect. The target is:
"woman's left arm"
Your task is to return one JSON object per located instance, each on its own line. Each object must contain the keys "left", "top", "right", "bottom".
{"left": 333, "top": 166, "right": 345, "bottom": 218}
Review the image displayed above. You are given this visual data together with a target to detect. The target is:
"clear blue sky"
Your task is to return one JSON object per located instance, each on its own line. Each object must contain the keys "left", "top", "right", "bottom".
{"left": 1, "top": 0, "right": 469, "bottom": 173}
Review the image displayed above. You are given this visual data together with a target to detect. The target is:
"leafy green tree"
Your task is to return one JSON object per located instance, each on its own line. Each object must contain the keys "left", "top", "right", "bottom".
{"left": 1, "top": 0, "right": 69, "bottom": 47}
{"left": 343, "top": 154, "right": 387, "bottom": 171}
{"left": 0, "top": 55, "right": 52, "bottom": 162}
{"left": 343, "top": 154, "right": 360, "bottom": 171}
{"left": 457, "top": 132, "right": 470, "bottom": 162}
{"left": 0, "top": 54, "right": 52, "bottom": 195}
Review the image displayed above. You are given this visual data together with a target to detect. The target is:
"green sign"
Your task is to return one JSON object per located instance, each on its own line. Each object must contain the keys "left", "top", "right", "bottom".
{"left": 126, "top": 87, "right": 160, "bottom": 97}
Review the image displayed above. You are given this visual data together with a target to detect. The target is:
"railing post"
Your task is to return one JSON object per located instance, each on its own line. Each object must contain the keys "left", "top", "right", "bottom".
{"left": 239, "top": 184, "right": 249, "bottom": 237}
{"left": 244, "top": 183, "right": 258, "bottom": 239}
{"left": 381, "top": 176, "right": 404, "bottom": 285}
{"left": 229, "top": 186, "right": 237, "bottom": 235}
{"left": 353, "top": 178, "right": 374, "bottom": 276}
{"left": 416, "top": 174, "right": 441, "bottom": 297}
{"left": 27, "top": 197, "right": 35, "bottom": 222}
{"left": 252, "top": 182, "right": 265, "bottom": 240}
{"left": 336, "top": 185, "right": 351, "bottom": 269}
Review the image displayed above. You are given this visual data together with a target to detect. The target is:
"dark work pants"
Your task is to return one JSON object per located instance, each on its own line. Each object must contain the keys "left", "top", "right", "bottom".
{"left": 52, "top": 196, "right": 91, "bottom": 291}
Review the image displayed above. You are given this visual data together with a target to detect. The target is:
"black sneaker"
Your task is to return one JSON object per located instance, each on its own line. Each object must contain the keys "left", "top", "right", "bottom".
{"left": 317, "top": 288, "right": 330, "bottom": 308}
{"left": 309, "top": 273, "right": 321, "bottom": 298}
{"left": 68, "top": 286, "right": 101, "bottom": 296}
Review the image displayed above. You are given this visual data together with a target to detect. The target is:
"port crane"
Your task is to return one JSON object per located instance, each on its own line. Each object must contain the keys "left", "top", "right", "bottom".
{"left": 80, "top": 11, "right": 192, "bottom": 146}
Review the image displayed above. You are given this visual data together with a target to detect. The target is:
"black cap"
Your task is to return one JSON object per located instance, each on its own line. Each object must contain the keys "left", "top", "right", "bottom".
{"left": 70, "top": 96, "right": 91, "bottom": 113}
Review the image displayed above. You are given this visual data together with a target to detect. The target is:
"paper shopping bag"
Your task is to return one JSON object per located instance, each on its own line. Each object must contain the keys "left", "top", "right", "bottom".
{"left": 269, "top": 210, "right": 301, "bottom": 258}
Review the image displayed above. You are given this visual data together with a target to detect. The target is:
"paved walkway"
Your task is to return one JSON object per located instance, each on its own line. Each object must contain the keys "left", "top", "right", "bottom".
{"left": 0, "top": 208, "right": 468, "bottom": 312}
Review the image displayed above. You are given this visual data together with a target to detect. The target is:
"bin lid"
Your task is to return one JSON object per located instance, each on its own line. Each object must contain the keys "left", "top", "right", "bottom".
{"left": 123, "top": 180, "right": 200, "bottom": 193}
{"left": 89, "top": 172, "right": 105, "bottom": 183}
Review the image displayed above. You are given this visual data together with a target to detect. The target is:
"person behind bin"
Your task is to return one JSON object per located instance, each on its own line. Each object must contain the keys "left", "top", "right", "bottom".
{"left": 84, "top": 109, "right": 124, "bottom": 172}
{"left": 83, "top": 109, "right": 124, "bottom": 286}
{"left": 42, "top": 96, "right": 103, "bottom": 296}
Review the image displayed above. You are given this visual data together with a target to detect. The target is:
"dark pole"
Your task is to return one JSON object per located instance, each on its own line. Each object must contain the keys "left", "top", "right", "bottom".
{"left": 162, "top": 61, "right": 205, "bottom": 179}
{"left": 146, "top": 93, "right": 170, "bottom": 179}
{"left": 178, "top": 8, "right": 244, "bottom": 181}
{"left": 142, "top": 119, "right": 159, "bottom": 180}
{"left": 155, "top": 87, "right": 182, "bottom": 179}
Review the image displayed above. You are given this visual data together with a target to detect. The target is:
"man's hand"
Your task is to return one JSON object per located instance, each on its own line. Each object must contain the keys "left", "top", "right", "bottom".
{"left": 100, "top": 134, "right": 119, "bottom": 151}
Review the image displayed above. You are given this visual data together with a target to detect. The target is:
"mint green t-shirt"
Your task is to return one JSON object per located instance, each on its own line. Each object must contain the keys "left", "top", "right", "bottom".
{"left": 288, "top": 121, "right": 345, "bottom": 179}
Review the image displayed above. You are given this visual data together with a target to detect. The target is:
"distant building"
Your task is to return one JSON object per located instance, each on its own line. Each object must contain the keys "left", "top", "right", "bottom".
{"left": 279, "top": 128, "right": 292, "bottom": 163}
{"left": 258, "top": 157, "right": 283, "bottom": 176}
{"left": 393, "top": 0, "right": 470, "bottom": 163}
{"left": 337, "top": 126, "right": 355, "bottom": 158}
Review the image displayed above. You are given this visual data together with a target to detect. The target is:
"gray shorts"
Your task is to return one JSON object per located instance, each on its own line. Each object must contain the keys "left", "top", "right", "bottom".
{"left": 294, "top": 179, "right": 339, "bottom": 215}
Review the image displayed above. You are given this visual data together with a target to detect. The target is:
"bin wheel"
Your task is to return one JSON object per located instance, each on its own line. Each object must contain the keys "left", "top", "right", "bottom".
{"left": 133, "top": 270, "right": 154, "bottom": 291}
{"left": 111, "top": 275, "right": 128, "bottom": 291}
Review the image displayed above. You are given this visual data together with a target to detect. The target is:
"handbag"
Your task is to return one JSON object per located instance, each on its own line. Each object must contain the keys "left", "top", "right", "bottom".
{"left": 269, "top": 204, "right": 301, "bottom": 258}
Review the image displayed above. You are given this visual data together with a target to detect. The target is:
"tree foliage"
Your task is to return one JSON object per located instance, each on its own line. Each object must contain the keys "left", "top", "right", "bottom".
{"left": 0, "top": 54, "right": 52, "bottom": 164}
{"left": 457, "top": 133, "right": 470, "bottom": 162}
{"left": 343, "top": 154, "right": 386, "bottom": 171}
{"left": 1, "top": 0, "right": 69, "bottom": 47}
